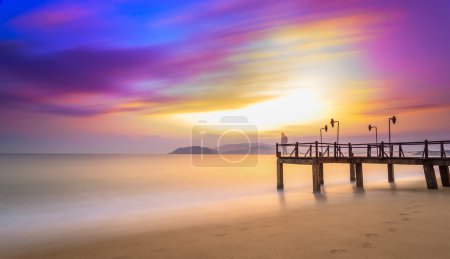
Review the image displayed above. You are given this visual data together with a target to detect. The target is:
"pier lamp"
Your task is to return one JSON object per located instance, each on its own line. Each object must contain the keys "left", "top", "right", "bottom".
{"left": 388, "top": 116, "right": 397, "bottom": 144}
{"left": 330, "top": 118, "right": 340, "bottom": 144}
{"left": 368, "top": 124, "right": 378, "bottom": 144}
{"left": 320, "top": 125, "right": 328, "bottom": 153}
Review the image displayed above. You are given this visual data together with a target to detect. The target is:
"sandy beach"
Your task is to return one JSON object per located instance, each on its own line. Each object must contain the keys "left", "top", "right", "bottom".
{"left": 10, "top": 180, "right": 450, "bottom": 259}
{"left": 3, "top": 0, "right": 450, "bottom": 258}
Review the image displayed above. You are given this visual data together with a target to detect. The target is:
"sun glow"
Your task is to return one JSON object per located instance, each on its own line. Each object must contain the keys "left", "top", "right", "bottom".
{"left": 176, "top": 83, "right": 330, "bottom": 131}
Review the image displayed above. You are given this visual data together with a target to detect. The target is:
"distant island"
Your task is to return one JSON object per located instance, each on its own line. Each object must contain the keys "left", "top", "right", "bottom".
{"left": 169, "top": 146, "right": 218, "bottom": 154}
{"left": 169, "top": 143, "right": 275, "bottom": 154}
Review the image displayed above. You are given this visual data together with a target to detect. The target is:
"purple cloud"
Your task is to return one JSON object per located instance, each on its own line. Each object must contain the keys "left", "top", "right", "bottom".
{"left": 0, "top": 40, "right": 230, "bottom": 116}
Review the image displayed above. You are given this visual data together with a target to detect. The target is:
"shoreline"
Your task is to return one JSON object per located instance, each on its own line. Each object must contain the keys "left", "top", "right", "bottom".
{"left": 9, "top": 180, "right": 450, "bottom": 259}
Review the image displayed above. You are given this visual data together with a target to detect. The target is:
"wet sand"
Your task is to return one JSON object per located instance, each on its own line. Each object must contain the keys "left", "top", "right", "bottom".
{"left": 11, "top": 181, "right": 450, "bottom": 259}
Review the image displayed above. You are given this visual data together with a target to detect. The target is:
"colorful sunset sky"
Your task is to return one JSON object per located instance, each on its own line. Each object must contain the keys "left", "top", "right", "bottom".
{"left": 1, "top": 0, "right": 449, "bottom": 153}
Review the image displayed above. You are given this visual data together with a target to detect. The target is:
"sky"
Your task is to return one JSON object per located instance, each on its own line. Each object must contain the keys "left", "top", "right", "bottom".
{"left": 0, "top": 0, "right": 449, "bottom": 153}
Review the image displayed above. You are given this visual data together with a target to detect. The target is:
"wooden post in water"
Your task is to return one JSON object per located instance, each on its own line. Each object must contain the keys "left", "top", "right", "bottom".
{"left": 388, "top": 164, "right": 394, "bottom": 183}
{"left": 350, "top": 163, "right": 356, "bottom": 182}
{"left": 319, "top": 152, "right": 324, "bottom": 185}
{"left": 438, "top": 166, "right": 450, "bottom": 187}
{"left": 423, "top": 163, "right": 438, "bottom": 189}
{"left": 312, "top": 160, "right": 321, "bottom": 193}
{"left": 319, "top": 163, "right": 324, "bottom": 185}
{"left": 277, "top": 159, "right": 284, "bottom": 190}
{"left": 387, "top": 142, "right": 394, "bottom": 182}
{"left": 355, "top": 163, "right": 363, "bottom": 188}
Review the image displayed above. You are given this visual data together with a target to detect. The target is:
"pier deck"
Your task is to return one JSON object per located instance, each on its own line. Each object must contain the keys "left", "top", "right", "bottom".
{"left": 276, "top": 140, "right": 450, "bottom": 192}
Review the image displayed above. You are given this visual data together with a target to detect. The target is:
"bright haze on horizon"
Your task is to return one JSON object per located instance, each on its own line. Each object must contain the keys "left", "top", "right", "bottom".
{"left": 0, "top": 0, "right": 449, "bottom": 153}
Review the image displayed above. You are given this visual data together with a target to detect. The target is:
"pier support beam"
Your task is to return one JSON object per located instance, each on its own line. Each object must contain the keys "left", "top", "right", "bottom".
{"left": 388, "top": 164, "right": 395, "bottom": 182}
{"left": 349, "top": 163, "right": 356, "bottom": 182}
{"left": 277, "top": 160, "right": 284, "bottom": 190}
{"left": 312, "top": 162, "right": 321, "bottom": 193}
{"left": 355, "top": 163, "right": 363, "bottom": 189}
{"left": 423, "top": 163, "right": 438, "bottom": 189}
{"left": 438, "top": 166, "right": 450, "bottom": 187}
{"left": 319, "top": 163, "right": 324, "bottom": 185}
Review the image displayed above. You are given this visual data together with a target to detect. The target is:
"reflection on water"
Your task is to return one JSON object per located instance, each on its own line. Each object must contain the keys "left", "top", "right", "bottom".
{"left": 277, "top": 190, "right": 286, "bottom": 209}
{"left": 0, "top": 154, "right": 426, "bottom": 255}
{"left": 313, "top": 192, "right": 327, "bottom": 203}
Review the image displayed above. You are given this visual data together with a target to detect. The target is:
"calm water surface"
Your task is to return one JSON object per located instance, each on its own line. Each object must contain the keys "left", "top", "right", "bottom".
{"left": 0, "top": 154, "right": 426, "bottom": 255}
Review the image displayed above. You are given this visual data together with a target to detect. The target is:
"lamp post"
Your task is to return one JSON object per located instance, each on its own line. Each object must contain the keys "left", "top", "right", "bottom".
{"left": 388, "top": 116, "right": 397, "bottom": 144}
{"left": 368, "top": 124, "right": 378, "bottom": 144}
{"left": 330, "top": 118, "right": 340, "bottom": 144}
{"left": 387, "top": 116, "right": 397, "bottom": 183}
{"left": 320, "top": 125, "right": 328, "bottom": 153}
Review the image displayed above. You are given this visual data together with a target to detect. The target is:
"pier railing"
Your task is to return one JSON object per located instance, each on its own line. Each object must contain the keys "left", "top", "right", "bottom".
{"left": 275, "top": 140, "right": 450, "bottom": 192}
{"left": 276, "top": 140, "right": 450, "bottom": 159}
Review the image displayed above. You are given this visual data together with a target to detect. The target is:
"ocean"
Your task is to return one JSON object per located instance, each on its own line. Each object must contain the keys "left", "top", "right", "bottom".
{"left": 0, "top": 154, "right": 426, "bottom": 256}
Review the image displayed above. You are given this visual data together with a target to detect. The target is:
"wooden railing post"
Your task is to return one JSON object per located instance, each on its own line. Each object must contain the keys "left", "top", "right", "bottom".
{"left": 349, "top": 143, "right": 352, "bottom": 157}
{"left": 424, "top": 139, "right": 429, "bottom": 159}
{"left": 441, "top": 142, "right": 445, "bottom": 158}
{"left": 334, "top": 142, "right": 337, "bottom": 158}
{"left": 310, "top": 145, "right": 312, "bottom": 157}
{"left": 381, "top": 141, "right": 384, "bottom": 158}
{"left": 295, "top": 142, "right": 299, "bottom": 157}
{"left": 276, "top": 143, "right": 280, "bottom": 157}
{"left": 367, "top": 144, "right": 371, "bottom": 158}
{"left": 315, "top": 141, "right": 319, "bottom": 157}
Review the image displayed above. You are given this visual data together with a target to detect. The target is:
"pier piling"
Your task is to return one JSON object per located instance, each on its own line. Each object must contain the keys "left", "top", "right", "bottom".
{"left": 312, "top": 161, "right": 321, "bottom": 193}
{"left": 319, "top": 163, "right": 324, "bottom": 185}
{"left": 277, "top": 160, "right": 284, "bottom": 190}
{"left": 355, "top": 163, "right": 363, "bottom": 189}
{"left": 438, "top": 166, "right": 450, "bottom": 187}
{"left": 388, "top": 164, "right": 395, "bottom": 182}
{"left": 349, "top": 163, "right": 356, "bottom": 182}
{"left": 423, "top": 163, "right": 438, "bottom": 189}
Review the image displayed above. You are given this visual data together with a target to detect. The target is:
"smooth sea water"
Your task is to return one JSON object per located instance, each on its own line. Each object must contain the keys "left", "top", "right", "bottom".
{"left": 0, "top": 154, "right": 427, "bottom": 255}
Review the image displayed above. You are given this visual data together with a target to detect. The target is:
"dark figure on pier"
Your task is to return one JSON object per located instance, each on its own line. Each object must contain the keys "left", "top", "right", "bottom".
{"left": 281, "top": 133, "right": 288, "bottom": 155}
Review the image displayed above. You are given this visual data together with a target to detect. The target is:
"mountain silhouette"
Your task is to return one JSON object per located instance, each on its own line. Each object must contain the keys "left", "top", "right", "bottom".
{"left": 169, "top": 143, "right": 275, "bottom": 154}
{"left": 169, "top": 146, "right": 218, "bottom": 154}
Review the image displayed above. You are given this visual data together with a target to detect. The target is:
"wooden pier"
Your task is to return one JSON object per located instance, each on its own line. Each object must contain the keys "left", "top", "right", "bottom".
{"left": 276, "top": 140, "right": 450, "bottom": 192}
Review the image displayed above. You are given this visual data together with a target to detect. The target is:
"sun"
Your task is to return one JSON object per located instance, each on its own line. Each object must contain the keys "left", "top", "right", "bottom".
{"left": 175, "top": 80, "right": 330, "bottom": 131}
